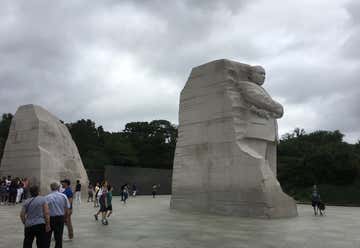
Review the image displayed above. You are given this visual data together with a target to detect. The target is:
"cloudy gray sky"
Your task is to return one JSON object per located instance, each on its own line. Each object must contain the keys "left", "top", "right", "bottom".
{"left": 0, "top": 0, "right": 359, "bottom": 143}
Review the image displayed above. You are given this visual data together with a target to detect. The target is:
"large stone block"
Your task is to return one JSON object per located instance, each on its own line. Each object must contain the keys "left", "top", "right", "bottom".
{"left": 0, "top": 104, "right": 88, "bottom": 194}
{"left": 171, "top": 59, "right": 298, "bottom": 218}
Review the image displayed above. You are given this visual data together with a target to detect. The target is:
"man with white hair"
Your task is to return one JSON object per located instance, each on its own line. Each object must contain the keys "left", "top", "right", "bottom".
{"left": 45, "top": 182, "right": 70, "bottom": 248}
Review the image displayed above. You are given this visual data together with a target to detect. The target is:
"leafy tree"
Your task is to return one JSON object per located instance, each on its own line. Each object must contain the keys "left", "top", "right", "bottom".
{"left": 278, "top": 128, "right": 360, "bottom": 201}
{"left": 123, "top": 120, "right": 177, "bottom": 169}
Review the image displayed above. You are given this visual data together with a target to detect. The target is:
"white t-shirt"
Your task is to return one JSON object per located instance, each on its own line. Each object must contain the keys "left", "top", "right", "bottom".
{"left": 97, "top": 188, "right": 103, "bottom": 199}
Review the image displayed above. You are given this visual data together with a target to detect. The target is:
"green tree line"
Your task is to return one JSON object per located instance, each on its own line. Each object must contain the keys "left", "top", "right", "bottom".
{"left": 278, "top": 128, "right": 360, "bottom": 204}
{"left": 1, "top": 113, "right": 360, "bottom": 204}
{"left": 66, "top": 119, "right": 177, "bottom": 170}
{"left": 0, "top": 114, "right": 177, "bottom": 171}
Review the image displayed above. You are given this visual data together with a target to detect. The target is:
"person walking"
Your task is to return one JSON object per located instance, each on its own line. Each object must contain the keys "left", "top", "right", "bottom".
{"left": 61, "top": 179, "right": 74, "bottom": 240}
{"left": 20, "top": 185, "right": 51, "bottom": 248}
{"left": 0, "top": 180, "right": 7, "bottom": 205}
{"left": 94, "top": 182, "right": 100, "bottom": 207}
{"left": 132, "top": 184, "right": 137, "bottom": 197}
{"left": 122, "top": 184, "right": 129, "bottom": 204}
{"left": 16, "top": 182, "right": 24, "bottom": 204}
{"left": 152, "top": 184, "right": 158, "bottom": 198}
{"left": 94, "top": 182, "right": 108, "bottom": 224}
{"left": 87, "top": 183, "right": 94, "bottom": 202}
{"left": 106, "top": 185, "right": 113, "bottom": 219}
{"left": 22, "top": 178, "right": 30, "bottom": 200}
{"left": 311, "top": 185, "right": 321, "bottom": 216}
{"left": 45, "top": 182, "right": 70, "bottom": 248}
{"left": 75, "top": 180, "right": 82, "bottom": 206}
{"left": 120, "top": 184, "right": 126, "bottom": 201}
{"left": 8, "top": 179, "right": 18, "bottom": 205}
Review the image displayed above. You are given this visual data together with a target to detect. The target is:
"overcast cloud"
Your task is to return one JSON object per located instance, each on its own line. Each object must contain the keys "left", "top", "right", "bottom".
{"left": 0, "top": 0, "right": 359, "bottom": 143}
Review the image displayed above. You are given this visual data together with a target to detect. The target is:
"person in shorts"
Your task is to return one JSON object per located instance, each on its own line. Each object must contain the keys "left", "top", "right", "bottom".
{"left": 94, "top": 182, "right": 108, "bottom": 225}
{"left": 106, "top": 185, "right": 113, "bottom": 218}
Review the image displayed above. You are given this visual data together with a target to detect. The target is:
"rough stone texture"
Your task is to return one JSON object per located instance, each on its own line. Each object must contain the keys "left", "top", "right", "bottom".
{"left": 171, "top": 59, "right": 298, "bottom": 218}
{"left": 0, "top": 104, "right": 88, "bottom": 194}
{"left": 105, "top": 166, "right": 172, "bottom": 195}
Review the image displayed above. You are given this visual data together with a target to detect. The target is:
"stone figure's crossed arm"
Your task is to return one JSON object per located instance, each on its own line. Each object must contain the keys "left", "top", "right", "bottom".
{"left": 238, "top": 81, "right": 283, "bottom": 118}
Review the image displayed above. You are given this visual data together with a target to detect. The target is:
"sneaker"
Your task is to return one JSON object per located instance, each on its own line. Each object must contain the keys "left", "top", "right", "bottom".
{"left": 102, "top": 219, "right": 108, "bottom": 225}
{"left": 94, "top": 214, "right": 98, "bottom": 221}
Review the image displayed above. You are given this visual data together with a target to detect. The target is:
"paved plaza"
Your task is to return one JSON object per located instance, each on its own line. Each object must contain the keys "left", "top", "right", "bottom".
{"left": 0, "top": 195, "right": 359, "bottom": 248}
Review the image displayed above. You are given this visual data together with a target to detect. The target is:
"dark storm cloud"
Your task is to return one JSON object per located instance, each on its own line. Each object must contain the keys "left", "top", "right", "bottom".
{"left": 0, "top": 0, "right": 359, "bottom": 142}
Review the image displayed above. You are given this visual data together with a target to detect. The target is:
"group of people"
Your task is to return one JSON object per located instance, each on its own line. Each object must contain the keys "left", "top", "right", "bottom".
{"left": 15, "top": 177, "right": 326, "bottom": 247}
{"left": 86, "top": 182, "right": 139, "bottom": 206}
{"left": 19, "top": 179, "right": 76, "bottom": 248}
{"left": 0, "top": 176, "right": 29, "bottom": 205}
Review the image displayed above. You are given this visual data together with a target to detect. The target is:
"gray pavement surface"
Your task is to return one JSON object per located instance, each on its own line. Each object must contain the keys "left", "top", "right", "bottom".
{"left": 0, "top": 195, "right": 359, "bottom": 248}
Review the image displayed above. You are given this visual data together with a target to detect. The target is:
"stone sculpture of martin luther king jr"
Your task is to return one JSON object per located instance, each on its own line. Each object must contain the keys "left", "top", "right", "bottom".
{"left": 229, "top": 64, "right": 283, "bottom": 175}
{"left": 171, "top": 59, "right": 297, "bottom": 218}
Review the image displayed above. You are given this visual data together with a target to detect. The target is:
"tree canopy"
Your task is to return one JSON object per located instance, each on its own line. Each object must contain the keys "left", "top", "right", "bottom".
{"left": 278, "top": 128, "right": 360, "bottom": 203}
{"left": 65, "top": 119, "right": 177, "bottom": 170}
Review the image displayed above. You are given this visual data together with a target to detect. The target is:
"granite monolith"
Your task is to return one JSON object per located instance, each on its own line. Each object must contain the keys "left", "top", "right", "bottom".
{"left": 170, "top": 59, "right": 298, "bottom": 218}
{"left": 0, "top": 104, "right": 88, "bottom": 194}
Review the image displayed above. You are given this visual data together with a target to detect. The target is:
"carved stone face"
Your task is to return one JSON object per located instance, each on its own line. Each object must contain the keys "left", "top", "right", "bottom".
{"left": 250, "top": 66, "right": 265, "bottom": 85}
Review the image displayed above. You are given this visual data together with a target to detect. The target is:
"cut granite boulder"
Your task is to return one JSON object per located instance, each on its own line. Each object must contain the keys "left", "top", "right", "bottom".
{"left": 0, "top": 104, "right": 88, "bottom": 194}
{"left": 170, "top": 59, "right": 298, "bottom": 218}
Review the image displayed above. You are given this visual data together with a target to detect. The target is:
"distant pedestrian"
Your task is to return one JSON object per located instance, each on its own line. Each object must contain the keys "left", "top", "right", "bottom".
{"left": 94, "top": 182, "right": 108, "bottom": 225}
{"left": 311, "top": 185, "right": 321, "bottom": 216}
{"left": 22, "top": 178, "right": 30, "bottom": 200}
{"left": 132, "top": 184, "right": 137, "bottom": 197}
{"left": 5, "top": 175, "right": 11, "bottom": 186}
{"left": 16, "top": 182, "right": 24, "bottom": 204}
{"left": 87, "top": 183, "right": 94, "bottom": 202}
{"left": 94, "top": 182, "right": 100, "bottom": 207}
{"left": 106, "top": 185, "right": 113, "bottom": 218}
{"left": 75, "top": 180, "right": 82, "bottom": 206}
{"left": 20, "top": 185, "right": 51, "bottom": 248}
{"left": 122, "top": 184, "right": 129, "bottom": 204}
{"left": 152, "top": 184, "right": 158, "bottom": 198}
{"left": 45, "top": 182, "right": 70, "bottom": 248}
{"left": 8, "top": 179, "right": 18, "bottom": 204}
{"left": 61, "top": 179, "right": 74, "bottom": 240}
{"left": 120, "top": 184, "right": 126, "bottom": 201}
{"left": 0, "top": 180, "right": 7, "bottom": 205}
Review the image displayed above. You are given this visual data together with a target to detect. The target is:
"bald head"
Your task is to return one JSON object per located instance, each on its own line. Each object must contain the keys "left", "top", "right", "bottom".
{"left": 250, "top": 65, "right": 266, "bottom": 85}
